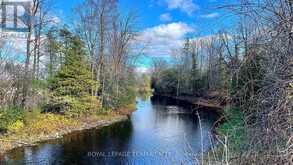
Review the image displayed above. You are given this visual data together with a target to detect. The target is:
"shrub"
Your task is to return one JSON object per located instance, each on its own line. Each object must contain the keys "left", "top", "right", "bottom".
{"left": 216, "top": 107, "right": 247, "bottom": 152}
{"left": 46, "top": 95, "right": 102, "bottom": 118}
{"left": 23, "top": 113, "right": 78, "bottom": 135}
{"left": 32, "top": 79, "right": 48, "bottom": 90}
{"left": 23, "top": 107, "right": 42, "bottom": 125}
{"left": 114, "top": 86, "right": 136, "bottom": 109}
{"left": 0, "top": 107, "right": 24, "bottom": 132}
{"left": 7, "top": 120, "right": 24, "bottom": 132}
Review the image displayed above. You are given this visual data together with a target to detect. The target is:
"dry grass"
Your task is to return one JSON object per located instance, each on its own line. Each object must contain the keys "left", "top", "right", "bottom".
{"left": 0, "top": 110, "right": 129, "bottom": 154}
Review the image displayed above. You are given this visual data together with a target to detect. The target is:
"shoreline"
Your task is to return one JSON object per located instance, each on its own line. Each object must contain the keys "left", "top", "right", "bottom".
{"left": 152, "top": 93, "right": 230, "bottom": 164}
{"left": 152, "top": 93, "right": 226, "bottom": 137}
{"left": 152, "top": 93, "right": 225, "bottom": 111}
{"left": 0, "top": 113, "right": 131, "bottom": 155}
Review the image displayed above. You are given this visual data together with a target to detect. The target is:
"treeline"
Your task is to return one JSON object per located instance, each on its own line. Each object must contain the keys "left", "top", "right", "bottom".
{"left": 0, "top": 0, "right": 136, "bottom": 130}
{"left": 151, "top": 35, "right": 230, "bottom": 96}
{"left": 152, "top": 0, "right": 292, "bottom": 164}
{"left": 136, "top": 73, "right": 152, "bottom": 94}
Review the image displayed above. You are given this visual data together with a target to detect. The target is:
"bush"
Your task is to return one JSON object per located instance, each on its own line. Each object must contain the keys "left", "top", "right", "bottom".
{"left": 23, "top": 107, "right": 42, "bottom": 125}
{"left": 103, "top": 73, "right": 137, "bottom": 110}
{"left": 7, "top": 120, "right": 24, "bottom": 132}
{"left": 28, "top": 114, "right": 77, "bottom": 134}
{"left": 0, "top": 107, "right": 24, "bottom": 132}
{"left": 153, "top": 68, "right": 178, "bottom": 95}
{"left": 216, "top": 107, "right": 247, "bottom": 152}
{"left": 114, "top": 86, "right": 136, "bottom": 109}
{"left": 32, "top": 79, "right": 48, "bottom": 90}
{"left": 46, "top": 95, "right": 102, "bottom": 118}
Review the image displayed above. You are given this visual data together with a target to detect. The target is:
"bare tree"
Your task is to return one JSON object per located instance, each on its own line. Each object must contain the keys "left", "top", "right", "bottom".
{"left": 108, "top": 12, "right": 137, "bottom": 99}
{"left": 22, "top": 0, "right": 40, "bottom": 108}
{"left": 32, "top": 0, "right": 53, "bottom": 79}
{"left": 75, "top": 0, "right": 100, "bottom": 96}
{"left": 214, "top": 0, "right": 293, "bottom": 164}
{"left": 76, "top": 0, "right": 118, "bottom": 103}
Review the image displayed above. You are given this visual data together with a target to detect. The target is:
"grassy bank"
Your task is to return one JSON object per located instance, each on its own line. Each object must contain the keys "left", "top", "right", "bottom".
{"left": 204, "top": 106, "right": 247, "bottom": 164}
{"left": 216, "top": 107, "right": 247, "bottom": 152}
{"left": 0, "top": 105, "right": 135, "bottom": 154}
{"left": 153, "top": 92, "right": 225, "bottom": 111}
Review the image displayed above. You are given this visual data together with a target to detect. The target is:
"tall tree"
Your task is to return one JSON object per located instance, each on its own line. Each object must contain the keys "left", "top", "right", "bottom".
{"left": 76, "top": 0, "right": 118, "bottom": 102}
{"left": 50, "top": 30, "right": 97, "bottom": 98}
{"left": 49, "top": 29, "right": 100, "bottom": 117}
{"left": 22, "top": 0, "right": 40, "bottom": 108}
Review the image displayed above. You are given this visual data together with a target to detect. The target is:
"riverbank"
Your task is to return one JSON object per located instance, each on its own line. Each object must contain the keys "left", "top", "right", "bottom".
{"left": 3, "top": 97, "right": 222, "bottom": 164}
{"left": 159, "top": 93, "right": 249, "bottom": 164}
{"left": 152, "top": 93, "right": 239, "bottom": 164}
{"left": 203, "top": 106, "right": 247, "bottom": 164}
{"left": 153, "top": 91, "right": 227, "bottom": 111}
{"left": 0, "top": 107, "right": 135, "bottom": 155}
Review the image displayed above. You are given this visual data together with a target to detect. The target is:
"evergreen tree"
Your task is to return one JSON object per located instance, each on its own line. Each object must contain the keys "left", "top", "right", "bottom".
{"left": 48, "top": 29, "right": 100, "bottom": 117}
{"left": 52, "top": 36, "right": 96, "bottom": 97}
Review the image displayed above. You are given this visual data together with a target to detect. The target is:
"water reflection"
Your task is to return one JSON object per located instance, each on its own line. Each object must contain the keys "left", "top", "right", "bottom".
{"left": 5, "top": 96, "right": 219, "bottom": 165}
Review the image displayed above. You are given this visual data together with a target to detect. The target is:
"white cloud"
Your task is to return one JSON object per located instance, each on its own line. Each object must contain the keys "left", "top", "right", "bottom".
{"left": 165, "top": 0, "right": 199, "bottom": 16}
{"left": 135, "top": 67, "right": 150, "bottom": 73}
{"left": 159, "top": 13, "right": 172, "bottom": 22}
{"left": 200, "top": 12, "right": 220, "bottom": 18}
{"left": 48, "top": 15, "right": 61, "bottom": 26}
{"left": 136, "top": 22, "right": 195, "bottom": 57}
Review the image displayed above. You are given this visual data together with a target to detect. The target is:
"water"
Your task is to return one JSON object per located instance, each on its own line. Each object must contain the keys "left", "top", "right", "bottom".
{"left": 4, "top": 96, "right": 220, "bottom": 165}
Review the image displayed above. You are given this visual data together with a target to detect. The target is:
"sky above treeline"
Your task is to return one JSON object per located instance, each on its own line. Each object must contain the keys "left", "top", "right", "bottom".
{"left": 3, "top": 0, "right": 237, "bottom": 72}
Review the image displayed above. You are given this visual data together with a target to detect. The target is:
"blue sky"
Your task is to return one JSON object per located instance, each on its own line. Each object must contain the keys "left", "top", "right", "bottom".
{"left": 54, "top": 0, "right": 236, "bottom": 70}
{"left": 56, "top": 0, "right": 235, "bottom": 34}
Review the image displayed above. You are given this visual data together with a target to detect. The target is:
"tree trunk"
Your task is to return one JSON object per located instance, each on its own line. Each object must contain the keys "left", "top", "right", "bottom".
{"left": 22, "top": 25, "right": 32, "bottom": 108}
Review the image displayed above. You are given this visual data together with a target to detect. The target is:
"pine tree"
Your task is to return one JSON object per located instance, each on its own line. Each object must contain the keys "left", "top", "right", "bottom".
{"left": 52, "top": 36, "right": 95, "bottom": 97}
{"left": 48, "top": 29, "right": 100, "bottom": 117}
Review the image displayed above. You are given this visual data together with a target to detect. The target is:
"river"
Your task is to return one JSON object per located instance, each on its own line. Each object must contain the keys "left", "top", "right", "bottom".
{"left": 4, "top": 96, "right": 220, "bottom": 165}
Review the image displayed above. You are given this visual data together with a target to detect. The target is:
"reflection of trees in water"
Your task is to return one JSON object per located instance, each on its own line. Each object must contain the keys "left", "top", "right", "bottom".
{"left": 150, "top": 95, "right": 175, "bottom": 105}
{"left": 88, "top": 120, "right": 134, "bottom": 165}
{"left": 5, "top": 98, "right": 221, "bottom": 164}
{"left": 59, "top": 120, "right": 134, "bottom": 164}
{"left": 5, "top": 142, "right": 64, "bottom": 164}
{"left": 99, "top": 120, "right": 133, "bottom": 141}
{"left": 5, "top": 120, "right": 134, "bottom": 165}
{"left": 5, "top": 148, "right": 25, "bottom": 162}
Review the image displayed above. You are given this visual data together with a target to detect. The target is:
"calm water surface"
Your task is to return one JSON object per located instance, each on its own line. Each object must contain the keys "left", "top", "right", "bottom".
{"left": 5, "top": 96, "right": 219, "bottom": 165}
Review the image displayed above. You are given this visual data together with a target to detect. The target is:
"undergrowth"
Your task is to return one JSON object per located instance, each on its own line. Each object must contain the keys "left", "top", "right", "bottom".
{"left": 216, "top": 106, "right": 247, "bottom": 152}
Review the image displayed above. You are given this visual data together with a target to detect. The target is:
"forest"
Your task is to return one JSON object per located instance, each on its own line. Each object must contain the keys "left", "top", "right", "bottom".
{"left": 0, "top": 0, "right": 138, "bottom": 153}
{"left": 0, "top": 0, "right": 292, "bottom": 164}
{"left": 151, "top": 0, "right": 292, "bottom": 164}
